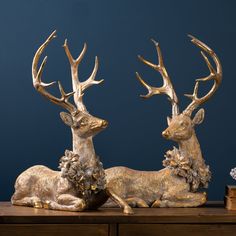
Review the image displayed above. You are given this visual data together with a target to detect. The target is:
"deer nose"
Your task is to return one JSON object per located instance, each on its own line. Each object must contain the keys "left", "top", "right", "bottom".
{"left": 102, "top": 120, "right": 108, "bottom": 127}
{"left": 162, "top": 130, "right": 170, "bottom": 138}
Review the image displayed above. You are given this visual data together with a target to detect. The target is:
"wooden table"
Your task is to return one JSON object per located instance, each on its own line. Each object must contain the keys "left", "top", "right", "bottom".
{"left": 1, "top": 202, "right": 236, "bottom": 236}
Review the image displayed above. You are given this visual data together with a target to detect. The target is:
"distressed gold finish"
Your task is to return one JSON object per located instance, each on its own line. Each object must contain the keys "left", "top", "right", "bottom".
{"left": 104, "top": 35, "right": 222, "bottom": 208}
{"left": 11, "top": 30, "right": 133, "bottom": 215}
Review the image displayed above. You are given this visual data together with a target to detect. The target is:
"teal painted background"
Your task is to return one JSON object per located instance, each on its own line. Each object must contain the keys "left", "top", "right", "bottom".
{"left": 0, "top": 0, "right": 235, "bottom": 201}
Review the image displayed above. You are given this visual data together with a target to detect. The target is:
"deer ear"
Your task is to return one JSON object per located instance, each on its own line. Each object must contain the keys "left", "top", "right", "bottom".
{"left": 60, "top": 112, "right": 74, "bottom": 127}
{"left": 167, "top": 116, "right": 171, "bottom": 125}
{"left": 192, "top": 108, "right": 205, "bottom": 126}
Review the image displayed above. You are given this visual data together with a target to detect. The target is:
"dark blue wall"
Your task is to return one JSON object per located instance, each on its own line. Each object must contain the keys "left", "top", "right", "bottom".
{"left": 0, "top": 0, "right": 235, "bottom": 201}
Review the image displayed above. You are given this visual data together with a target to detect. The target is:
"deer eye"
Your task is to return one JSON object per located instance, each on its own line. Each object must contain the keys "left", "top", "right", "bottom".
{"left": 79, "top": 117, "right": 88, "bottom": 126}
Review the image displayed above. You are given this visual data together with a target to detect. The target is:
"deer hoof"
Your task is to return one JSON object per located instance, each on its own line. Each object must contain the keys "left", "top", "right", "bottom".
{"left": 151, "top": 199, "right": 161, "bottom": 208}
{"left": 43, "top": 200, "right": 51, "bottom": 209}
{"left": 138, "top": 202, "right": 149, "bottom": 208}
{"left": 74, "top": 199, "right": 86, "bottom": 211}
{"left": 124, "top": 206, "right": 134, "bottom": 215}
{"left": 34, "top": 201, "right": 43, "bottom": 209}
{"left": 201, "top": 194, "right": 207, "bottom": 204}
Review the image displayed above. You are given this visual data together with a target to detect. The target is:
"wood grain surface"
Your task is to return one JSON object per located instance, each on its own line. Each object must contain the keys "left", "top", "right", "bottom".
{"left": 1, "top": 202, "right": 236, "bottom": 224}
{"left": 1, "top": 202, "right": 236, "bottom": 236}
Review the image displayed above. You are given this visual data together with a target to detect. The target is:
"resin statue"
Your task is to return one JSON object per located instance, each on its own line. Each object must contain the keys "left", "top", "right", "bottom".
{"left": 11, "top": 31, "right": 133, "bottom": 214}
{"left": 104, "top": 35, "right": 222, "bottom": 208}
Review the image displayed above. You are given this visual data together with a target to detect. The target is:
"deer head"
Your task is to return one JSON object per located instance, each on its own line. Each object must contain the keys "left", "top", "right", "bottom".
{"left": 136, "top": 35, "right": 222, "bottom": 143}
{"left": 32, "top": 30, "right": 108, "bottom": 140}
{"left": 162, "top": 109, "right": 205, "bottom": 142}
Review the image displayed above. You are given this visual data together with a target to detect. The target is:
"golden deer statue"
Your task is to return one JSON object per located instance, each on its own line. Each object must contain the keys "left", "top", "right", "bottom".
{"left": 104, "top": 35, "right": 222, "bottom": 208}
{"left": 11, "top": 31, "right": 133, "bottom": 214}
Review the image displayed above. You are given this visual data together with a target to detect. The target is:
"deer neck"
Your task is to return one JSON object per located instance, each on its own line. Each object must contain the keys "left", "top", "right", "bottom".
{"left": 71, "top": 130, "right": 96, "bottom": 165}
{"left": 178, "top": 131, "right": 203, "bottom": 163}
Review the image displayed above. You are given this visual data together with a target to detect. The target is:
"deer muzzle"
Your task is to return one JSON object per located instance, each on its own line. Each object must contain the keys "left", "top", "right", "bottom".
{"left": 101, "top": 120, "right": 108, "bottom": 128}
{"left": 162, "top": 130, "right": 170, "bottom": 139}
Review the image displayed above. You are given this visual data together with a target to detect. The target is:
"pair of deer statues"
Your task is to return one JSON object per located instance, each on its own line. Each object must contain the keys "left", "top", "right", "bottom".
{"left": 11, "top": 30, "right": 222, "bottom": 214}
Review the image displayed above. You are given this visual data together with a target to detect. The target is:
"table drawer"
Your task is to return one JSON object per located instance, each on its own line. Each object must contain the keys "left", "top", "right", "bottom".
{"left": 119, "top": 224, "right": 236, "bottom": 236}
{"left": 0, "top": 224, "right": 108, "bottom": 236}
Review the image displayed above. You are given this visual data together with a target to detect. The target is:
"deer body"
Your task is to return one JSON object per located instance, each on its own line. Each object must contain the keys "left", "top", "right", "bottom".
{"left": 12, "top": 31, "right": 133, "bottom": 214}
{"left": 104, "top": 113, "right": 209, "bottom": 208}
{"left": 103, "top": 36, "right": 221, "bottom": 208}
{"left": 12, "top": 165, "right": 85, "bottom": 211}
{"left": 12, "top": 157, "right": 108, "bottom": 211}
{"left": 105, "top": 167, "right": 192, "bottom": 207}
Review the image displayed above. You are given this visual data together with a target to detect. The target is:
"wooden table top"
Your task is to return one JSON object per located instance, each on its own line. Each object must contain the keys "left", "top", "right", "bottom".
{"left": 1, "top": 201, "right": 236, "bottom": 224}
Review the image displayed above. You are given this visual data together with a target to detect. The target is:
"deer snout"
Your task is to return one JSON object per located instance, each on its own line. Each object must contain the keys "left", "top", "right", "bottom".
{"left": 162, "top": 130, "right": 170, "bottom": 139}
{"left": 101, "top": 120, "right": 108, "bottom": 128}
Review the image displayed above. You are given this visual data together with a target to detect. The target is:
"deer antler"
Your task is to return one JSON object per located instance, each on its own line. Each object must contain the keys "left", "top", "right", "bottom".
{"left": 32, "top": 30, "right": 77, "bottom": 115}
{"left": 183, "top": 35, "right": 222, "bottom": 116}
{"left": 136, "top": 39, "right": 179, "bottom": 117}
{"left": 63, "top": 39, "right": 104, "bottom": 112}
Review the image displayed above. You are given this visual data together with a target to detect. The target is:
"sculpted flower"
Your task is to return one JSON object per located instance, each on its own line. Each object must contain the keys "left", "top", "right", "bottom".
{"left": 59, "top": 150, "right": 106, "bottom": 197}
{"left": 163, "top": 146, "right": 211, "bottom": 191}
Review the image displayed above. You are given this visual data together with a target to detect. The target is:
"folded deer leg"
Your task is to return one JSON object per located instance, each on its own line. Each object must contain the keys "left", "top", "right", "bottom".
{"left": 12, "top": 196, "right": 43, "bottom": 208}
{"left": 106, "top": 188, "right": 134, "bottom": 214}
{"left": 48, "top": 195, "right": 86, "bottom": 212}
{"left": 56, "top": 194, "right": 85, "bottom": 211}
{"left": 125, "top": 197, "right": 149, "bottom": 208}
{"left": 152, "top": 192, "right": 206, "bottom": 207}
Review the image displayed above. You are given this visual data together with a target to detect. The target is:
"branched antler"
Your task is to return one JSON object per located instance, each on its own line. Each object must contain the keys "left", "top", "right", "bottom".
{"left": 63, "top": 39, "right": 104, "bottom": 112}
{"left": 183, "top": 35, "right": 222, "bottom": 116}
{"left": 32, "top": 30, "right": 104, "bottom": 114}
{"left": 136, "top": 39, "right": 179, "bottom": 117}
{"left": 32, "top": 30, "right": 77, "bottom": 114}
